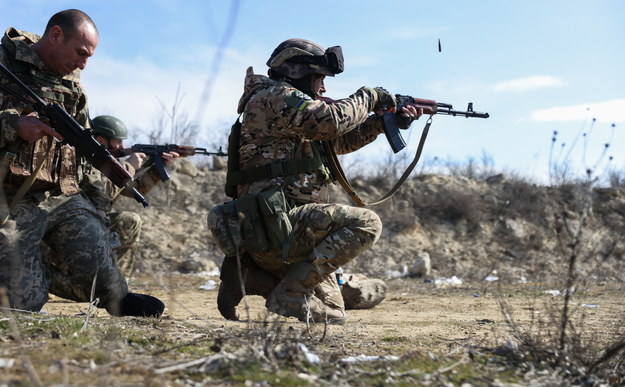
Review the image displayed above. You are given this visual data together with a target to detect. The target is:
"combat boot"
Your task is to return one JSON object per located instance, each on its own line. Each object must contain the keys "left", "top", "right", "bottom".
{"left": 314, "top": 274, "right": 347, "bottom": 321}
{"left": 266, "top": 262, "right": 346, "bottom": 324}
{"left": 217, "top": 254, "right": 279, "bottom": 320}
{"left": 341, "top": 274, "right": 388, "bottom": 309}
{"left": 106, "top": 293, "right": 165, "bottom": 318}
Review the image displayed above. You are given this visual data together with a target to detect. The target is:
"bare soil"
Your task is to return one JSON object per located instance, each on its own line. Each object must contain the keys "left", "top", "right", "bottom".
{"left": 83, "top": 159, "right": 625, "bottom": 356}
{"left": 43, "top": 273, "right": 624, "bottom": 355}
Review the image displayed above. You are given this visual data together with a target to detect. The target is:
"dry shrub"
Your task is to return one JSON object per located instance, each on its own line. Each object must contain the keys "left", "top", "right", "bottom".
{"left": 419, "top": 185, "right": 485, "bottom": 226}
{"left": 355, "top": 172, "right": 486, "bottom": 233}
{"left": 498, "top": 297, "right": 625, "bottom": 385}
{"left": 496, "top": 169, "right": 625, "bottom": 385}
{"left": 495, "top": 178, "right": 549, "bottom": 225}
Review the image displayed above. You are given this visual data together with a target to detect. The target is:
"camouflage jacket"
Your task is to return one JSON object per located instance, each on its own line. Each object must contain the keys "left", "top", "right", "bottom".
{"left": 237, "top": 66, "right": 384, "bottom": 204}
{"left": 0, "top": 27, "right": 110, "bottom": 210}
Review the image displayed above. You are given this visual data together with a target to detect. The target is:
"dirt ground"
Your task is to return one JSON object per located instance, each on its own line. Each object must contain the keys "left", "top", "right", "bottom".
{"left": 90, "top": 164, "right": 625, "bottom": 354}
{"left": 42, "top": 272, "right": 625, "bottom": 355}
{"left": 6, "top": 169, "right": 625, "bottom": 384}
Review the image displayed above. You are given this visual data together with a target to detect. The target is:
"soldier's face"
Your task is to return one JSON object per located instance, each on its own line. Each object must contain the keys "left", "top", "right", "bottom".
{"left": 96, "top": 136, "right": 123, "bottom": 150}
{"left": 108, "top": 138, "right": 124, "bottom": 150}
{"left": 47, "top": 23, "right": 98, "bottom": 76}
{"left": 312, "top": 75, "right": 326, "bottom": 96}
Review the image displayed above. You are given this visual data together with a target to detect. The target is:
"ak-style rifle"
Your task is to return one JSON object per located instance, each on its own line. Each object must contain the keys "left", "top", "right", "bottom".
{"left": 111, "top": 144, "right": 227, "bottom": 182}
{"left": 383, "top": 95, "right": 489, "bottom": 153}
{"left": 0, "top": 62, "right": 148, "bottom": 207}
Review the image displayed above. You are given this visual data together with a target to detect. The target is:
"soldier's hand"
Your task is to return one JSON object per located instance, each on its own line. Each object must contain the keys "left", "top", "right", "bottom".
{"left": 396, "top": 105, "right": 424, "bottom": 129}
{"left": 371, "top": 87, "right": 396, "bottom": 115}
{"left": 127, "top": 152, "right": 147, "bottom": 169}
{"left": 17, "top": 113, "right": 63, "bottom": 142}
{"left": 360, "top": 87, "right": 397, "bottom": 115}
{"left": 161, "top": 151, "right": 180, "bottom": 166}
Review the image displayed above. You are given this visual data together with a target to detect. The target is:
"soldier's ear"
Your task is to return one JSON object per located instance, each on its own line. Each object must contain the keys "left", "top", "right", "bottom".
{"left": 47, "top": 25, "right": 65, "bottom": 45}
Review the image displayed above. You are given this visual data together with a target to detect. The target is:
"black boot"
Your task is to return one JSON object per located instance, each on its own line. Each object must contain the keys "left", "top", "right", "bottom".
{"left": 217, "top": 254, "right": 279, "bottom": 320}
{"left": 108, "top": 293, "right": 165, "bottom": 318}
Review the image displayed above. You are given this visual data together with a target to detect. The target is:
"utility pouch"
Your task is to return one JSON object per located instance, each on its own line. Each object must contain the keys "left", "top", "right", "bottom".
{"left": 207, "top": 189, "right": 292, "bottom": 257}
{"left": 235, "top": 192, "right": 271, "bottom": 252}
{"left": 207, "top": 200, "right": 242, "bottom": 256}
{"left": 256, "top": 188, "right": 293, "bottom": 253}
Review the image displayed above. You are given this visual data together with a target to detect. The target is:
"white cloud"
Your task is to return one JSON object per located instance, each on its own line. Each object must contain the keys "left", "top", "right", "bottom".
{"left": 530, "top": 99, "right": 625, "bottom": 123}
{"left": 80, "top": 45, "right": 265, "bottom": 144}
{"left": 493, "top": 76, "right": 566, "bottom": 92}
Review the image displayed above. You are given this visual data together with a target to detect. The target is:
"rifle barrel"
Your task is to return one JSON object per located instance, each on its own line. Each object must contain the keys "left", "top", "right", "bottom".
{"left": 437, "top": 108, "right": 490, "bottom": 118}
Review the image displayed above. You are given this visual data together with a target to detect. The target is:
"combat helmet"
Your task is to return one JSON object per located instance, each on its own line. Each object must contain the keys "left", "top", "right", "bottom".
{"left": 267, "top": 38, "right": 344, "bottom": 79}
{"left": 92, "top": 115, "right": 128, "bottom": 139}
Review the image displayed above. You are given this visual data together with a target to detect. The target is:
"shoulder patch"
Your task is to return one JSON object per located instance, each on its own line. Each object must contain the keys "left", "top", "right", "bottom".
{"left": 284, "top": 91, "right": 312, "bottom": 111}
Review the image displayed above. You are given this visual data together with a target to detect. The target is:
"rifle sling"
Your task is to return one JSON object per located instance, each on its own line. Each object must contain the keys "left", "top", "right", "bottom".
{"left": 323, "top": 117, "right": 433, "bottom": 207}
{"left": 228, "top": 117, "right": 433, "bottom": 207}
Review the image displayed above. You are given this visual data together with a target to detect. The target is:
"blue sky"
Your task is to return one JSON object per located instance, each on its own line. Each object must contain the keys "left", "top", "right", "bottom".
{"left": 2, "top": 0, "right": 624, "bottom": 182}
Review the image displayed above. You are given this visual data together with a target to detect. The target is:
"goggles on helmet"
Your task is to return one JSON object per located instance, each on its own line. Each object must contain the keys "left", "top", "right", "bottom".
{"left": 288, "top": 46, "right": 344, "bottom": 75}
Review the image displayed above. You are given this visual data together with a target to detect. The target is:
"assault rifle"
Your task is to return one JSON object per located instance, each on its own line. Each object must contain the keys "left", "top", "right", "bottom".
{"left": 111, "top": 144, "right": 227, "bottom": 182}
{"left": 0, "top": 62, "right": 149, "bottom": 207}
{"left": 383, "top": 95, "right": 490, "bottom": 153}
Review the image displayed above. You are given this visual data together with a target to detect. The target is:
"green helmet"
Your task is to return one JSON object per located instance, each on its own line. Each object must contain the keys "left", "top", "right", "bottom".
{"left": 92, "top": 115, "right": 128, "bottom": 139}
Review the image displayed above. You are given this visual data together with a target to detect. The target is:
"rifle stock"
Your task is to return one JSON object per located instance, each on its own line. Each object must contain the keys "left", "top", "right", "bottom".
{"left": 0, "top": 62, "right": 148, "bottom": 207}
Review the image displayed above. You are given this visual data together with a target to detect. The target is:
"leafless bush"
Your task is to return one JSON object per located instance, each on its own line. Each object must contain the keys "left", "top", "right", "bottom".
{"left": 608, "top": 168, "right": 625, "bottom": 189}
{"left": 497, "top": 168, "right": 625, "bottom": 384}
{"left": 137, "top": 84, "right": 199, "bottom": 145}
{"left": 498, "top": 295, "right": 625, "bottom": 384}
{"left": 371, "top": 177, "right": 487, "bottom": 233}
{"left": 420, "top": 186, "right": 485, "bottom": 226}
{"left": 443, "top": 151, "right": 498, "bottom": 181}
{"left": 490, "top": 177, "right": 548, "bottom": 225}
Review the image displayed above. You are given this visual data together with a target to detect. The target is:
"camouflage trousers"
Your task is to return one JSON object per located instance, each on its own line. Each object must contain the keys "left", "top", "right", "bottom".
{"left": 250, "top": 202, "right": 382, "bottom": 281}
{"left": 0, "top": 192, "right": 128, "bottom": 312}
{"left": 109, "top": 211, "right": 142, "bottom": 275}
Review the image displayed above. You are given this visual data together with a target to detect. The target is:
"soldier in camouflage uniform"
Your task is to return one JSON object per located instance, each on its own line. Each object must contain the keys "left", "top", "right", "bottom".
{"left": 92, "top": 115, "right": 180, "bottom": 275}
{"left": 218, "top": 38, "right": 422, "bottom": 324}
{"left": 0, "top": 10, "right": 164, "bottom": 317}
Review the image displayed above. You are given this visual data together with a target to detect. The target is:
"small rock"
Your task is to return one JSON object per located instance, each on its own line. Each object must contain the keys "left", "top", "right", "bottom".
{"left": 176, "top": 159, "right": 198, "bottom": 177}
{"left": 409, "top": 252, "right": 431, "bottom": 277}
{"left": 177, "top": 259, "right": 205, "bottom": 273}
{"left": 212, "top": 156, "right": 227, "bottom": 170}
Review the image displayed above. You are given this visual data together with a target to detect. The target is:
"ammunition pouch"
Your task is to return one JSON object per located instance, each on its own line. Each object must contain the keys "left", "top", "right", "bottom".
{"left": 4, "top": 137, "right": 80, "bottom": 194}
{"left": 207, "top": 188, "right": 293, "bottom": 257}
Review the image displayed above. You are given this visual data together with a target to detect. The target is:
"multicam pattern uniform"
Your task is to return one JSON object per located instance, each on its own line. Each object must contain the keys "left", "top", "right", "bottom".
{"left": 0, "top": 28, "right": 128, "bottom": 312}
{"left": 236, "top": 66, "right": 383, "bottom": 284}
